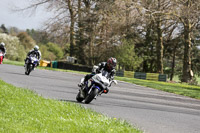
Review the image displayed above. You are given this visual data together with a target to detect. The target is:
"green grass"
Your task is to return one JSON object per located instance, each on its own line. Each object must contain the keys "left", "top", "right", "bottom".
{"left": 0, "top": 80, "right": 141, "bottom": 133}
{"left": 168, "top": 75, "right": 200, "bottom": 85}
{"left": 3, "top": 59, "right": 24, "bottom": 66}
{"left": 116, "top": 77, "right": 200, "bottom": 99}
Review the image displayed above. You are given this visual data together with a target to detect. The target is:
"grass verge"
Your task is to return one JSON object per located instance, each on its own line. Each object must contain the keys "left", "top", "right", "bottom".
{"left": 116, "top": 77, "right": 200, "bottom": 99}
{"left": 3, "top": 59, "right": 24, "bottom": 66}
{"left": 0, "top": 80, "right": 141, "bottom": 133}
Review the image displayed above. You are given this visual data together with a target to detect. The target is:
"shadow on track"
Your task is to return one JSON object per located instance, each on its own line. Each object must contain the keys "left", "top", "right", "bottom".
{"left": 5, "top": 71, "right": 25, "bottom": 76}
{"left": 59, "top": 99, "right": 81, "bottom": 104}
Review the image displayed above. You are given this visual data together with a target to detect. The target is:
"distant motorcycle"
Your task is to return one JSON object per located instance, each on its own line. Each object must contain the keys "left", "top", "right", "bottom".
{"left": 76, "top": 69, "right": 118, "bottom": 104}
{"left": 0, "top": 50, "right": 4, "bottom": 64}
{"left": 24, "top": 55, "right": 39, "bottom": 75}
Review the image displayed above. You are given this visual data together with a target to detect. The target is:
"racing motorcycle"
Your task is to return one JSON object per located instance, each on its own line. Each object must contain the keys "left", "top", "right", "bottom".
{"left": 76, "top": 67, "right": 118, "bottom": 104}
{"left": 0, "top": 50, "right": 4, "bottom": 64}
{"left": 24, "top": 55, "right": 39, "bottom": 75}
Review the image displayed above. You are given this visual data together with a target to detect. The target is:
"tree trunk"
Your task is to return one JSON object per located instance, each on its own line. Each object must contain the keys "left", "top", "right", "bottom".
{"left": 89, "top": 28, "right": 95, "bottom": 66}
{"left": 170, "top": 45, "right": 176, "bottom": 81}
{"left": 83, "top": 0, "right": 93, "bottom": 66}
{"left": 156, "top": 0, "right": 163, "bottom": 74}
{"left": 156, "top": 21, "right": 163, "bottom": 74}
{"left": 77, "top": 0, "right": 86, "bottom": 64}
{"left": 182, "top": 19, "right": 192, "bottom": 82}
{"left": 68, "top": 0, "right": 75, "bottom": 57}
{"left": 143, "top": 60, "right": 148, "bottom": 72}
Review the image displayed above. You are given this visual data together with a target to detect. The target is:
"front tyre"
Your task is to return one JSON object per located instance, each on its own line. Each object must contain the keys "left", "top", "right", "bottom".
{"left": 84, "top": 88, "right": 98, "bottom": 104}
{"left": 25, "top": 64, "right": 32, "bottom": 75}
{"left": 25, "top": 71, "right": 29, "bottom": 75}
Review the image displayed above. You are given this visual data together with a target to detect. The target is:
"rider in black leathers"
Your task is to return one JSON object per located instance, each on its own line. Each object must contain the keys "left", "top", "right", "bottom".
{"left": 0, "top": 42, "right": 6, "bottom": 58}
{"left": 25, "top": 45, "right": 41, "bottom": 67}
{"left": 79, "top": 57, "right": 117, "bottom": 94}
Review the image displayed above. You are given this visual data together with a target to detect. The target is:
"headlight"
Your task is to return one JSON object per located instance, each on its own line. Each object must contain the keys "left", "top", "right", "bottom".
{"left": 104, "top": 82, "right": 109, "bottom": 86}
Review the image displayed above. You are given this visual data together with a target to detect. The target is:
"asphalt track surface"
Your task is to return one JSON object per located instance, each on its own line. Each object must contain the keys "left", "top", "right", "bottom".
{"left": 1, "top": 64, "right": 200, "bottom": 133}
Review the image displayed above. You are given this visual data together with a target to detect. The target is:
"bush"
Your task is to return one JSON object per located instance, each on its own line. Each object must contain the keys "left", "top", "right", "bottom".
{"left": 47, "top": 42, "right": 64, "bottom": 60}
{"left": 0, "top": 33, "right": 26, "bottom": 61}
{"left": 38, "top": 44, "right": 55, "bottom": 60}
{"left": 115, "top": 39, "right": 143, "bottom": 71}
{"left": 17, "top": 32, "right": 35, "bottom": 52}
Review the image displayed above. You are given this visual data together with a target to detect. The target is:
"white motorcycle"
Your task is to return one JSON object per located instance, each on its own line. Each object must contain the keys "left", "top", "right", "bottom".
{"left": 76, "top": 67, "right": 118, "bottom": 104}
{"left": 24, "top": 55, "right": 39, "bottom": 75}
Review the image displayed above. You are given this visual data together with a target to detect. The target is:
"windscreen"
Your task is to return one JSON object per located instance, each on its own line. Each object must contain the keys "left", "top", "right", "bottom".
{"left": 102, "top": 70, "right": 110, "bottom": 79}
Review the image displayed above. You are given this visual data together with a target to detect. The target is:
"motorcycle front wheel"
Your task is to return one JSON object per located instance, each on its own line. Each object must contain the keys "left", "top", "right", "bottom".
{"left": 84, "top": 88, "right": 98, "bottom": 104}
{"left": 25, "top": 64, "right": 32, "bottom": 75}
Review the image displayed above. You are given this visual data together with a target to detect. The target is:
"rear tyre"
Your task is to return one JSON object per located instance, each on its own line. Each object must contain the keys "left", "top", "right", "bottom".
{"left": 84, "top": 88, "right": 98, "bottom": 104}
{"left": 25, "top": 72, "right": 28, "bottom": 75}
{"left": 76, "top": 91, "right": 84, "bottom": 102}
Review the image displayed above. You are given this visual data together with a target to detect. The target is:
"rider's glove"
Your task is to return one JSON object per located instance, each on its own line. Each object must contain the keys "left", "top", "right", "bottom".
{"left": 112, "top": 69, "right": 116, "bottom": 73}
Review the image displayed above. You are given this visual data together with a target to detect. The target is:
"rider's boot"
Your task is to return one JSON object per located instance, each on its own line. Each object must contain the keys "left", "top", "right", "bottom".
{"left": 78, "top": 78, "right": 85, "bottom": 87}
{"left": 24, "top": 64, "right": 27, "bottom": 69}
{"left": 79, "top": 79, "right": 87, "bottom": 98}
{"left": 80, "top": 89, "right": 85, "bottom": 98}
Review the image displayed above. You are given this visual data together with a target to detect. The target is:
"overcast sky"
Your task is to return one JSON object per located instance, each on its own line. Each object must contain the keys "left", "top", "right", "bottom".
{"left": 0, "top": 0, "right": 53, "bottom": 30}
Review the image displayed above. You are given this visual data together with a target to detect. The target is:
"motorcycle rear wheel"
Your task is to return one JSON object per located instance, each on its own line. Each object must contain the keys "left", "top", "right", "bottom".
{"left": 76, "top": 91, "right": 84, "bottom": 102}
{"left": 84, "top": 88, "right": 98, "bottom": 104}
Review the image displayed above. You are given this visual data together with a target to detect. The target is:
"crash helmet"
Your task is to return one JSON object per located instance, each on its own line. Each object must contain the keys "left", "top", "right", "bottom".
{"left": 107, "top": 57, "right": 117, "bottom": 69}
{"left": 0, "top": 42, "right": 5, "bottom": 47}
{"left": 34, "top": 45, "right": 39, "bottom": 51}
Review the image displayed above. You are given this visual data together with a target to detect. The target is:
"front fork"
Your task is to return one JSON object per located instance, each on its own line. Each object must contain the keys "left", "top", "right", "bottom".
{"left": 24, "top": 63, "right": 27, "bottom": 71}
{"left": 89, "top": 86, "right": 101, "bottom": 100}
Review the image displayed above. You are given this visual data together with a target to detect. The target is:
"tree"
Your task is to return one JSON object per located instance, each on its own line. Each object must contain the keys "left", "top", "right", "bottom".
{"left": 171, "top": 0, "right": 200, "bottom": 82}
{"left": 76, "top": 0, "right": 86, "bottom": 64}
{"left": 43, "top": 0, "right": 77, "bottom": 57}
{"left": 135, "top": 22, "right": 158, "bottom": 73}
{"left": 164, "top": 36, "right": 184, "bottom": 81}
{"left": 115, "top": 39, "right": 143, "bottom": 71}
{"left": 14, "top": 0, "right": 75, "bottom": 56}
{"left": 47, "top": 42, "right": 64, "bottom": 60}
{"left": 67, "top": 0, "right": 76, "bottom": 57}
{"left": 9, "top": 27, "right": 20, "bottom": 36}
{"left": 0, "top": 24, "right": 8, "bottom": 34}
{"left": 26, "top": 29, "right": 49, "bottom": 44}
{"left": 136, "top": 0, "right": 174, "bottom": 74}
{"left": 17, "top": 32, "right": 36, "bottom": 52}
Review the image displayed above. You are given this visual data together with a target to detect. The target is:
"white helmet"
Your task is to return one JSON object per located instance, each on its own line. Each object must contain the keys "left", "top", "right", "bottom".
{"left": 34, "top": 45, "right": 39, "bottom": 51}
{"left": 0, "top": 42, "right": 5, "bottom": 47}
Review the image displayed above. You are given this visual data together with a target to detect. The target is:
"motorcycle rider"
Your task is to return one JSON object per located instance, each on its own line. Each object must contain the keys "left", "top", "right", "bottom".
{"left": 79, "top": 57, "right": 117, "bottom": 94}
{"left": 25, "top": 45, "right": 41, "bottom": 67}
{"left": 0, "top": 42, "right": 6, "bottom": 58}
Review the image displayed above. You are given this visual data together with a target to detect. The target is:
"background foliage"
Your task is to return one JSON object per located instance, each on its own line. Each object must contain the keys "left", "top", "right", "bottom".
{"left": 0, "top": 33, "right": 26, "bottom": 61}
{"left": 1, "top": 0, "right": 200, "bottom": 83}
